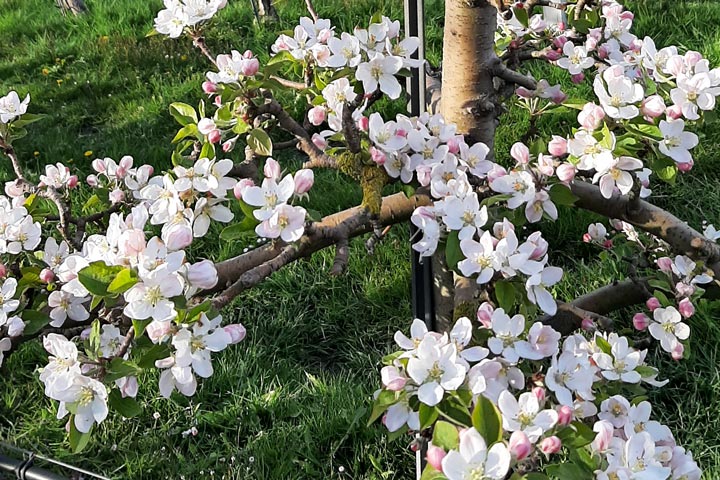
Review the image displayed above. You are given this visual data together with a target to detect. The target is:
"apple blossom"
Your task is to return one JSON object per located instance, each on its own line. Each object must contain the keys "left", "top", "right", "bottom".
{"left": 0, "top": 91, "right": 30, "bottom": 123}
{"left": 498, "top": 390, "right": 559, "bottom": 442}
{"left": 355, "top": 52, "right": 403, "bottom": 99}
{"left": 649, "top": 306, "right": 690, "bottom": 353}
{"left": 658, "top": 119, "right": 698, "bottom": 164}
{"left": 441, "top": 428, "right": 511, "bottom": 480}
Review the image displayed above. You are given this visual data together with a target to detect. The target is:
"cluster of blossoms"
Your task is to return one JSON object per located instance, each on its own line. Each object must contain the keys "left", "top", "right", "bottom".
{"left": 154, "top": 0, "right": 228, "bottom": 39}
{"left": 376, "top": 313, "right": 700, "bottom": 479}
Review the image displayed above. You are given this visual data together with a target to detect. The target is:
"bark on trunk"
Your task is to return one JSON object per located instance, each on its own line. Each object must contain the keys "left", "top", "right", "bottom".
{"left": 56, "top": 0, "right": 87, "bottom": 15}
{"left": 440, "top": 0, "right": 499, "bottom": 153}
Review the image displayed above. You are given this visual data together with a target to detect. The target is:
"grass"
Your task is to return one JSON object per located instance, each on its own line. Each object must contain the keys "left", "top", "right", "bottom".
{"left": 0, "top": 0, "right": 719, "bottom": 478}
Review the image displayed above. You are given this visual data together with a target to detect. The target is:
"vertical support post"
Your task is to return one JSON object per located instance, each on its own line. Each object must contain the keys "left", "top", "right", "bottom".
{"left": 404, "top": 1, "right": 431, "bottom": 478}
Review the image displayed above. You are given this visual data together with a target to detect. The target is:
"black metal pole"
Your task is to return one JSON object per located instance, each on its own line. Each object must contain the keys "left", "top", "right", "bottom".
{"left": 0, "top": 454, "right": 67, "bottom": 480}
{"left": 404, "top": 1, "right": 432, "bottom": 478}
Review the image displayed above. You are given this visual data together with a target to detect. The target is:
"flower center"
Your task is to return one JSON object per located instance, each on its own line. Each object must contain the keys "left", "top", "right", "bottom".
{"left": 144, "top": 285, "right": 163, "bottom": 306}
{"left": 78, "top": 386, "right": 95, "bottom": 407}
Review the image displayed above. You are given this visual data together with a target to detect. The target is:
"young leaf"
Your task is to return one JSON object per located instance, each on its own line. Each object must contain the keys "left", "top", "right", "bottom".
{"left": 248, "top": 128, "right": 273, "bottom": 156}
{"left": 78, "top": 261, "right": 125, "bottom": 297}
{"left": 68, "top": 419, "right": 92, "bottom": 453}
{"left": 169, "top": 102, "right": 198, "bottom": 126}
{"left": 432, "top": 420, "right": 460, "bottom": 451}
{"left": 471, "top": 395, "right": 502, "bottom": 445}
{"left": 108, "top": 268, "right": 138, "bottom": 295}
{"left": 445, "top": 231, "right": 464, "bottom": 272}
{"left": 108, "top": 389, "right": 142, "bottom": 418}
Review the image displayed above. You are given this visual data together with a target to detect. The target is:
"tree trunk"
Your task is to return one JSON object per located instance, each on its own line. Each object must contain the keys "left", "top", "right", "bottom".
{"left": 440, "top": 0, "right": 499, "bottom": 152}
{"left": 252, "top": 0, "right": 278, "bottom": 22}
{"left": 432, "top": 0, "right": 500, "bottom": 328}
{"left": 56, "top": 0, "right": 87, "bottom": 15}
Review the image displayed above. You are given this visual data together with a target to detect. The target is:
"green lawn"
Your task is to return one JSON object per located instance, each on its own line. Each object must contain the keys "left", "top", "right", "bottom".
{"left": 1, "top": 0, "right": 720, "bottom": 478}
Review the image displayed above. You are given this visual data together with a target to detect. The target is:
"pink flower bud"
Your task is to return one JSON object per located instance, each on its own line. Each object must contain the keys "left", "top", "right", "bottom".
{"left": 426, "top": 445, "right": 446, "bottom": 472}
{"left": 40, "top": 268, "right": 55, "bottom": 283}
{"left": 187, "top": 259, "right": 218, "bottom": 289}
{"left": 676, "top": 282, "right": 695, "bottom": 297}
{"left": 214, "top": 95, "right": 222, "bottom": 107}
{"left": 677, "top": 159, "right": 694, "bottom": 172}
{"left": 540, "top": 436, "right": 562, "bottom": 455}
{"left": 234, "top": 178, "right": 254, "bottom": 200}
{"left": 602, "top": 239, "right": 614, "bottom": 249}
{"left": 581, "top": 317, "right": 595, "bottom": 331}
{"left": 224, "top": 323, "right": 247, "bottom": 344}
{"left": 0, "top": 264, "right": 7, "bottom": 278}
{"left": 509, "top": 431, "right": 532, "bottom": 460}
{"left": 264, "top": 158, "right": 281, "bottom": 180}
{"left": 312, "top": 133, "right": 328, "bottom": 150}
{"left": 381, "top": 366, "right": 407, "bottom": 391}
{"left": 548, "top": 136, "right": 568, "bottom": 157}
{"left": 671, "top": 342, "right": 684, "bottom": 361}
{"left": 511, "top": 142, "right": 530, "bottom": 165}
{"left": 571, "top": 73, "right": 585, "bottom": 84}
{"left": 476, "top": 302, "right": 494, "bottom": 328}
{"left": 578, "top": 102, "right": 605, "bottom": 131}
{"left": 553, "top": 36, "right": 568, "bottom": 48}
{"left": 666, "top": 104, "right": 683, "bottom": 120}
{"left": 641, "top": 95, "right": 665, "bottom": 118}
{"left": 633, "top": 313, "right": 650, "bottom": 331}
{"left": 545, "top": 50, "right": 561, "bottom": 61}
{"left": 109, "top": 188, "right": 125, "bottom": 204}
{"left": 646, "top": 297, "right": 661, "bottom": 311}
{"left": 516, "top": 87, "right": 534, "bottom": 99}
{"left": 556, "top": 162, "right": 576, "bottom": 183}
{"left": 198, "top": 118, "right": 217, "bottom": 135}
{"left": 163, "top": 222, "right": 193, "bottom": 251}
{"left": 370, "top": 146, "right": 387, "bottom": 165}
{"left": 678, "top": 298, "right": 695, "bottom": 318}
{"left": 357, "top": 115, "right": 369, "bottom": 132}
{"left": 92, "top": 158, "right": 106, "bottom": 173}
{"left": 557, "top": 405, "right": 573, "bottom": 426}
{"left": 532, "top": 386, "right": 546, "bottom": 403}
{"left": 86, "top": 174, "right": 99, "bottom": 187}
{"left": 446, "top": 135, "right": 462, "bottom": 154}
{"left": 240, "top": 58, "right": 260, "bottom": 77}
{"left": 146, "top": 320, "right": 172, "bottom": 343}
{"left": 582, "top": 233, "right": 592, "bottom": 243}
{"left": 66, "top": 175, "right": 79, "bottom": 189}
{"left": 202, "top": 81, "right": 218, "bottom": 94}
{"left": 208, "top": 129, "right": 222, "bottom": 144}
{"left": 293, "top": 169, "right": 314, "bottom": 194}
{"left": 656, "top": 257, "right": 673, "bottom": 272}
{"left": 308, "top": 106, "right": 326, "bottom": 126}
{"left": 222, "top": 136, "right": 238, "bottom": 153}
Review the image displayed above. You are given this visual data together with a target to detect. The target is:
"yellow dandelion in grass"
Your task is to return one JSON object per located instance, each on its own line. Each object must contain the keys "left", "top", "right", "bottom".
{"left": 180, "top": 54, "right": 188, "bottom": 62}
{"left": 100, "top": 35, "right": 109, "bottom": 43}
{"left": 84, "top": 150, "right": 93, "bottom": 157}
{"left": 56, "top": 79, "right": 63, "bottom": 86}
{"left": 41, "top": 68, "right": 50, "bottom": 76}
{"left": 33, "top": 151, "right": 40, "bottom": 157}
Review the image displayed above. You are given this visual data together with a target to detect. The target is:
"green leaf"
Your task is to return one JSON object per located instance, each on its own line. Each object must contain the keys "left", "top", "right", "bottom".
{"left": 627, "top": 122, "right": 662, "bottom": 140}
{"left": 108, "top": 389, "right": 142, "bottom": 418}
{"left": 199, "top": 141, "right": 215, "bottom": 160}
{"left": 22, "top": 310, "right": 52, "bottom": 335}
{"left": 78, "top": 261, "right": 125, "bottom": 297}
{"left": 419, "top": 464, "right": 447, "bottom": 480}
{"left": 512, "top": 6, "right": 529, "bottom": 27}
{"left": 104, "top": 358, "right": 141, "bottom": 381}
{"left": 107, "top": 268, "right": 138, "bottom": 295}
{"left": 220, "top": 216, "right": 259, "bottom": 241}
{"left": 12, "top": 113, "right": 45, "bottom": 129}
{"left": 87, "top": 319, "right": 102, "bottom": 354}
{"left": 595, "top": 335, "right": 612, "bottom": 355}
{"left": 169, "top": 102, "right": 198, "bottom": 126}
{"left": 545, "top": 463, "right": 593, "bottom": 479}
{"left": 419, "top": 403, "right": 439, "bottom": 430}
{"left": 548, "top": 183, "right": 578, "bottom": 206}
{"left": 494, "top": 280, "right": 515, "bottom": 312}
{"left": 439, "top": 399, "right": 473, "bottom": 427}
{"left": 445, "top": 231, "right": 463, "bottom": 272}
{"left": 172, "top": 124, "right": 200, "bottom": 143}
{"left": 432, "top": 420, "right": 459, "bottom": 451}
{"left": 137, "top": 343, "right": 172, "bottom": 369}
{"left": 266, "top": 50, "right": 295, "bottom": 66}
{"left": 248, "top": 128, "right": 273, "bottom": 156}
{"left": 598, "top": 122, "right": 614, "bottom": 149}
{"left": 184, "top": 299, "right": 212, "bottom": 324}
{"left": 132, "top": 319, "right": 153, "bottom": 338}
{"left": 556, "top": 421, "right": 597, "bottom": 448}
{"left": 68, "top": 419, "right": 92, "bottom": 453}
{"left": 471, "top": 395, "right": 502, "bottom": 445}
{"left": 367, "top": 390, "right": 398, "bottom": 426}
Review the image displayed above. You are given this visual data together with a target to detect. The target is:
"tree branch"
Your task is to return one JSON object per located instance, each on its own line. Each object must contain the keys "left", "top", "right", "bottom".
{"left": 211, "top": 191, "right": 431, "bottom": 308}
{"left": 570, "top": 181, "right": 720, "bottom": 272}
{"left": 492, "top": 60, "right": 538, "bottom": 90}
{"left": 542, "top": 278, "right": 652, "bottom": 334}
{"left": 305, "top": 0, "right": 319, "bottom": 22}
